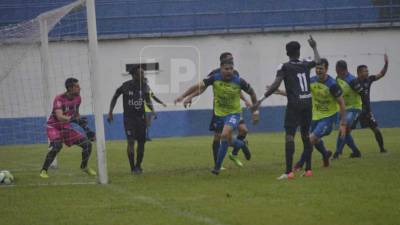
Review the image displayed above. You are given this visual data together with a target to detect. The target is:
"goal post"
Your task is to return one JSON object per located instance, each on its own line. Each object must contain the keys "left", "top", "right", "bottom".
{"left": 0, "top": 0, "right": 108, "bottom": 184}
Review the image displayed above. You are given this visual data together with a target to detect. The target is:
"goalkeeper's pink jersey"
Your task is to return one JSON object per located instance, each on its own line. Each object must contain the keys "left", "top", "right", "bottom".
{"left": 47, "top": 94, "right": 81, "bottom": 129}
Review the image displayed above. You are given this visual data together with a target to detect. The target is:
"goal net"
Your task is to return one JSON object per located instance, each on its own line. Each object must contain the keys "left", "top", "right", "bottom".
{"left": 0, "top": 0, "right": 107, "bottom": 185}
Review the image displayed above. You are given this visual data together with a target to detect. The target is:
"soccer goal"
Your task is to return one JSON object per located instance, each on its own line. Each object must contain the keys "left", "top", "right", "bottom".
{"left": 0, "top": 0, "right": 108, "bottom": 184}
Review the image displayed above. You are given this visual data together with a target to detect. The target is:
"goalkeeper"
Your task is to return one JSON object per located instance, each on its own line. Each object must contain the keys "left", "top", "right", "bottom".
{"left": 40, "top": 78, "right": 97, "bottom": 178}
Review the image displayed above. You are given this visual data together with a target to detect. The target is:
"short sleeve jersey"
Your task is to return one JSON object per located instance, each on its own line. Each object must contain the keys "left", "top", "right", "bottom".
{"left": 310, "top": 75, "right": 342, "bottom": 120}
{"left": 336, "top": 73, "right": 363, "bottom": 110}
{"left": 276, "top": 59, "right": 316, "bottom": 105}
{"left": 116, "top": 80, "right": 150, "bottom": 119}
{"left": 47, "top": 94, "right": 81, "bottom": 128}
{"left": 203, "top": 73, "right": 252, "bottom": 117}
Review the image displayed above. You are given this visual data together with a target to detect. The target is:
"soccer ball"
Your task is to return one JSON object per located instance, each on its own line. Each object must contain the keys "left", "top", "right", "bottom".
{"left": 0, "top": 170, "right": 14, "bottom": 185}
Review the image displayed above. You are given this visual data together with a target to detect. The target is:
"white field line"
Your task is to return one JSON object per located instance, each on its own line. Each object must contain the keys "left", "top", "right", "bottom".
{"left": 106, "top": 184, "right": 228, "bottom": 225}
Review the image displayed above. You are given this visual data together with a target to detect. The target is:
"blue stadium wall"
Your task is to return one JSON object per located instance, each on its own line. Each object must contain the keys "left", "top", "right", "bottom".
{"left": 0, "top": 0, "right": 399, "bottom": 37}
{"left": 1, "top": 101, "right": 400, "bottom": 145}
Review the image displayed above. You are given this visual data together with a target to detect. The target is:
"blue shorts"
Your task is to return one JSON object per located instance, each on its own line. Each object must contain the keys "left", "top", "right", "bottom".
{"left": 345, "top": 109, "right": 361, "bottom": 127}
{"left": 214, "top": 113, "right": 241, "bottom": 132}
{"left": 311, "top": 114, "right": 337, "bottom": 138}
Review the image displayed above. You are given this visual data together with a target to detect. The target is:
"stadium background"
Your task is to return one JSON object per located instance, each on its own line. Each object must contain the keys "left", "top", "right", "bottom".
{"left": 0, "top": 0, "right": 399, "bottom": 144}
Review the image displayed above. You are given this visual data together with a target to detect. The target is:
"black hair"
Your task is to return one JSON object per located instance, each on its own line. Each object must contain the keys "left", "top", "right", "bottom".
{"left": 65, "top": 77, "right": 79, "bottom": 90}
{"left": 317, "top": 58, "right": 329, "bottom": 69}
{"left": 220, "top": 59, "right": 234, "bottom": 66}
{"left": 336, "top": 60, "right": 348, "bottom": 70}
{"left": 128, "top": 65, "right": 141, "bottom": 76}
{"left": 219, "top": 52, "right": 232, "bottom": 61}
{"left": 357, "top": 65, "right": 368, "bottom": 74}
{"left": 286, "top": 41, "right": 300, "bottom": 57}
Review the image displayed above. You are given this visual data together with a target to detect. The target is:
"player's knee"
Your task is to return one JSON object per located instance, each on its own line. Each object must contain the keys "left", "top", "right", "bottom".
{"left": 238, "top": 125, "right": 248, "bottom": 136}
{"left": 49, "top": 141, "right": 62, "bottom": 153}
{"left": 79, "top": 139, "right": 92, "bottom": 151}
{"left": 285, "top": 135, "right": 294, "bottom": 143}
{"left": 213, "top": 133, "right": 221, "bottom": 141}
{"left": 309, "top": 134, "right": 318, "bottom": 145}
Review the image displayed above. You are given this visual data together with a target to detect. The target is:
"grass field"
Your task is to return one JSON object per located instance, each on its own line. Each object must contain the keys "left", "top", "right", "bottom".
{"left": 0, "top": 128, "right": 399, "bottom": 225}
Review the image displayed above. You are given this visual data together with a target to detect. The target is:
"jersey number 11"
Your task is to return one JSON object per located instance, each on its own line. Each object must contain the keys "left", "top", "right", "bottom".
{"left": 297, "top": 73, "right": 308, "bottom": 92}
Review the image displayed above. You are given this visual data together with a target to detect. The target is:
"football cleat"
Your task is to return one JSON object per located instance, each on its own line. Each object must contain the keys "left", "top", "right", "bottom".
{"left": 39, "top": 170, "right": 49, "bottom": 179}
{"left": 277, "top": 172, "right": 295, "bottom": 180}
{"left": 302, "top": 170, "right": 313, "bottom": 177}
{"left": 229, "top": 153, "right": 243, "bottom": 167}
{"left": 323, "top": 150, "right": 333, "bottom": 167}
{"left": 82, "top": 167, "right": 97, "bottom": 176}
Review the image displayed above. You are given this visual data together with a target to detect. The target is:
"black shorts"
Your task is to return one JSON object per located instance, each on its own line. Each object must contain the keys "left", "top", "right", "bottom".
{"left": 353, "top": 111, "right": 378, "bottom": 129}
{"left": 284, "top": 103, "right": 312, "bottom": 134}
{"left": 209, "top": 113, "right": 245, "bottom": 133}
{"left": 124, "top": 117, "right": 147, "bottom": 142}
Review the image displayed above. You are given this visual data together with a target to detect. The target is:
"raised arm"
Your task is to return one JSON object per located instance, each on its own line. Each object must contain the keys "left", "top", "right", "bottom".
{"left": 308, "top": 35, "right": 321, "bottom": 64}
{"left": 375, "top": 53, "right": 389, "bottom": 80}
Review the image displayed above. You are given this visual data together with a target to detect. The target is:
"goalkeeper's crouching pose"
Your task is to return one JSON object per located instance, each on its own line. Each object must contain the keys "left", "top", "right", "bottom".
{"left": 40, "top": 78, "right": 97, "bottom": 179}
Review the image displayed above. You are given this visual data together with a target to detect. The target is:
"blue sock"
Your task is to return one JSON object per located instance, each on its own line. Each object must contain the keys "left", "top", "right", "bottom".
{"left": 345, "top": 134, "right": 359, "bottom": 153}
{"left": 215, "top": 140, "right": 229, "bottom": 170}
{"left": 232, "top": 135, "right": 245, "bottom": 156}
{"left": 336, "top": 135, "right": 346, "bottom": 155}
{"left": 315, "top": 140, "right": 328, "bottom": 157}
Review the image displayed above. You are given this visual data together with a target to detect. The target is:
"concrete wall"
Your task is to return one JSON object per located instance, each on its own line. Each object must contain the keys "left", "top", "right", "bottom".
{"left": 1, "top": 28, "right": 400, "bottom": 144}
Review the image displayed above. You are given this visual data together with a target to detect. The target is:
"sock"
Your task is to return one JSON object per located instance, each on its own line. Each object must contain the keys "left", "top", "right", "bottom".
{"left": 215, "top": 140, "right": 229, "bottom": 170}
{"left": 372, "top": 128, "right": 385, "bottom": 151}
{"left": 345, "top": 134, "right": 359, "bottom": 153}
{"left": 127, "top": 141, "right": 135, "bottom": 171}
{"left": 285, "top": 140, "right": 295, "bottom": 174}
{"left": 296, "top": 151, "right": 306, "bottom": 168}
{"left": 232, "top": 134, "right": 246, "bottom": 156}
{"left": 42, "top": 143, "right": 62, "bottom": 171}
{"left": 335, "top": 135, "right": 346, "bottom": 155}
{"left": 80, "top": 141, "right": 92, "bottom": 169}
{"left": 212, "top": 140, "right": 220, "bottom": 165}
{"left": 303, "top": 138, "right": 313, "bottom": 171}
{"left": 315, "top": 140, "right": 328, "bottom": 158}
{"left": 136, "top": 141, "right": 145, "bottom": 169}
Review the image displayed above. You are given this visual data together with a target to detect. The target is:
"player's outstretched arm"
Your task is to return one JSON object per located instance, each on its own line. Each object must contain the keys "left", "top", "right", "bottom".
{"left": 308, "top": 35, "right": 321, "bottom": 64}
{"left": 337, "top": 96, "right": 347, "bottom": 138}
{"left": 254, "top": 76, "right": 284, "bottom": 111}
{"left": 182, "top": 82, "right": 207, "bottom": 108}
{"left": 107, "top": 90, "right": 122, "bottom": 123}
{"left": 174, "top": 82, "right": 202, "bottom": 105}
{"left": 266, "top": 85, "right": 286, "bottom": 96}
{"left": 376, "top": 53, "right": 389, "bottom": 80}
{"left": 151, "top": 92, "right": 167, "bottom": 107}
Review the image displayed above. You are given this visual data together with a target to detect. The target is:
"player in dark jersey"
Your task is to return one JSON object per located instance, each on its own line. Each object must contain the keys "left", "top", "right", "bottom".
{"left": 253, "top": 36, "right": 320, "bottom": 180}
{"left": 40, "top": 78, "right": 97, "bottom": 178}
{"left": 108, "top": 65, "right": 154, "bottom": 174}
{"left": 353, "top": 54, "right": 389, "bottom": 153}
